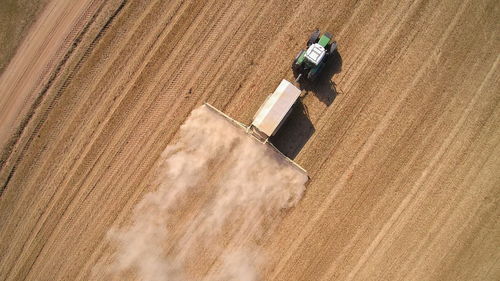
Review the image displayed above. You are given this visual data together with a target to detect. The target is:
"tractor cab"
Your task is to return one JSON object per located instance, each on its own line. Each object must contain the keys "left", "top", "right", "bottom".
{"left": 304, "top": 43, "right": 326, "bottom": 66}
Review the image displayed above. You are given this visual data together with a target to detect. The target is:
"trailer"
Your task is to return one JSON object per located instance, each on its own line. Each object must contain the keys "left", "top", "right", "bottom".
{"left": 248, "top": 79, "right": 302, "bottom": 141}
{"left": 205, "top": 79, "right": 306, "bottom": 176}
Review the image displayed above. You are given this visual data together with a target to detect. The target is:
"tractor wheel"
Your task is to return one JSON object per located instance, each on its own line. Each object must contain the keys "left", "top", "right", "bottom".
{"left": 292, "top": 50, "right": 303, "bottom": 70}
{"left": 293, "top": 49, "right": 303, "bottom": 63}
{"left": 329, "top": 41, "right": 337, "bottom": 53}
{"left": 307, "top": 29, "right": 320, "bottom": 47}
{"left": 323, "top": 32, "right": 333, "bottom": 40}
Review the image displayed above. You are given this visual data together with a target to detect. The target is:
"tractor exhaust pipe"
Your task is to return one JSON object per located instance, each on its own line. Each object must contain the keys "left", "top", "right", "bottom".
{"left": 295, "top": 73, "right": 302, "bottom": 83}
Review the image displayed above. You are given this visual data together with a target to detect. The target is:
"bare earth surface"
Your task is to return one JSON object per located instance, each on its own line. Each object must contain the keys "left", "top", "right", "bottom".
{"left": 0, "top": 0, "right": 102, "bottom": 156}
{"left": 0, "top": 0, "right": 499, "bottom": 280}
{"left": 0, "top": 0, "right": 48, "bottom": 74}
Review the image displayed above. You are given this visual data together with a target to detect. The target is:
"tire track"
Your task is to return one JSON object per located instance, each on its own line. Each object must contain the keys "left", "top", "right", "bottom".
{"left": 301, "top": 0, "right": 426, "bottom": 176}
{"left": 7, "top": 1, "right": 198, "bottom": 280}
{"left": 0, "top": 0, "right": 106, "bottom": 190}
{"left": 0, "top": 0, "right": 102, "bottom": 170}
{"left": 0, "top": 2, "right": 130, "bottom": 280}
{"left": 34, "top": 1, "right": 229, "bottom": 278}
{"left": 21, "top": 0, "right": 175, "bottom": 219}
{"left": 323, "top": 2, "right": 478, "bottom": 280}
{"left": 1, "top": 0, "right": 498, "bottom": 279}
{"left": 73, "top": 2, "right": 282, "bottom": 277}
{"left": 271, "top": 0, "right": 472, "bottom": 278}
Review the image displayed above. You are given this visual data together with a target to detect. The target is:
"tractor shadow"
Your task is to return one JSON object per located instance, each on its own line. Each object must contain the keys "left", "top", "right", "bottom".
{"left": 298, "top": 49, "right": 343, "bottom": 106}
{"left": 270, "top": 101, "right": 315, "bottom": 160}
{"left": 270, "top": 50, "right": 342, "bottom": 159}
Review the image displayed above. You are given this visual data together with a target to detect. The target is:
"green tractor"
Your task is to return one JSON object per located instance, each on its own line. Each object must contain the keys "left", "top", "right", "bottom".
{"left": 292, "top": 30, "right": 337, "bottom": 82}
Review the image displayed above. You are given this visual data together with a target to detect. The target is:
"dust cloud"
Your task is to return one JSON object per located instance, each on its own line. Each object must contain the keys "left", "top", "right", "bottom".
{"left": 103, "top": 105, "right": 307, "bottom": 281}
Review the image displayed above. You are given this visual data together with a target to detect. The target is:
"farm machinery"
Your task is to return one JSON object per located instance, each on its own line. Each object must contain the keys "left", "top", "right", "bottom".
{"left": 205, "top": 79, "right": 306, "bottom": 175}
{"left": 292, "top": 30, "right": 337, "bottom": 81}
{"left": 207, "top": 30, "right": 338, "bottom": 177}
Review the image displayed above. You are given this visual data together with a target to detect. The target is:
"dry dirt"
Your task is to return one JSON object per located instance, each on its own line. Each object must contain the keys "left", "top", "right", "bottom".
{"left": 0, "top": 0, "right": 499, "bottom": 280}
{"left": 0, "top": 0, "right": 49, "bottom": 74}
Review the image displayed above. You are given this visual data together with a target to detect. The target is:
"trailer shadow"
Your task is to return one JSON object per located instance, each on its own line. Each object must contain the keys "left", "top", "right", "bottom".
{"left": 270, "top": 101, "right": 315, "bottom": 160}
{"left": 271, "top": 50, "right": 342, "bottom": 159}
{"left": 298, "top": 49, "right": 343, "bottom": 106}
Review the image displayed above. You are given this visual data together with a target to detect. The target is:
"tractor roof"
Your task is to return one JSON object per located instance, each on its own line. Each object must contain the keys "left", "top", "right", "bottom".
{"left": 305, "top": 43, "right": 326, "bottom": 66}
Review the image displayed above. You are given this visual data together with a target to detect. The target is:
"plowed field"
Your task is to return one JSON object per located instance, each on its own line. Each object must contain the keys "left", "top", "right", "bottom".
{"left": 0, "top": 0, "right": 499, "bottom": 280}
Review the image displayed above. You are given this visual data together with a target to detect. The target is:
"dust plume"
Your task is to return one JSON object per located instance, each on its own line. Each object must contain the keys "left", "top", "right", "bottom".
{"left": 102, "top": 105, "right": 307, "bottom": 281}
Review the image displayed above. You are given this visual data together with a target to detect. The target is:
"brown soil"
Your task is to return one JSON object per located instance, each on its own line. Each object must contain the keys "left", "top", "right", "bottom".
{"left": 0, "top": 0, "right": 499, "bottom": 280}
{"left": 0, "top": 0, "right": 49, "bottom": 74}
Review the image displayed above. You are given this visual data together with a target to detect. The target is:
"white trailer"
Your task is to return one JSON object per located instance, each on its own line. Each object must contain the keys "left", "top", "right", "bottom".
{"left": 249, "top": 79, "right": 302, "bottom": 141}
{"left": 205, "top": 79, "right": 306, "bottom": 176}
